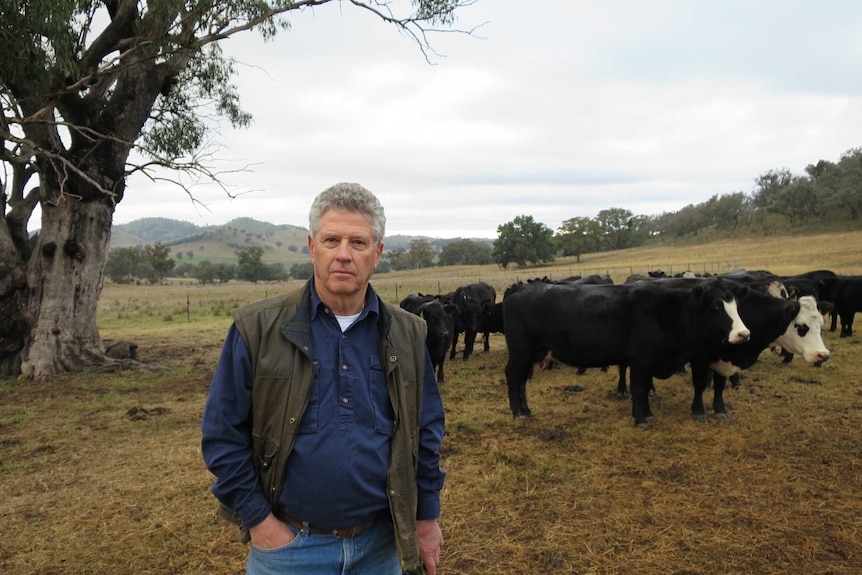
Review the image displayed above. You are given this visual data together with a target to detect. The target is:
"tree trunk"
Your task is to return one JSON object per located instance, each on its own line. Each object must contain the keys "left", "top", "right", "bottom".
{"left": 17, "top": 196, "right": 114, "bottom": 379}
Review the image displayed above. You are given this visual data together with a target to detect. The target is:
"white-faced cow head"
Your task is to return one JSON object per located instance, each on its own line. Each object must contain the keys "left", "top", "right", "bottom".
{"left": 723, "top": 298, "right": 751, "bottom": 345}
{"left": 774, "top": 295, "right": 830, "bottom": 364}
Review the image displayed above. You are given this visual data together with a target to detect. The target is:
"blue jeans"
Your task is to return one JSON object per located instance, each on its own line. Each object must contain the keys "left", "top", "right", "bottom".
{"left": 246, "top": 517, "right": 401, "bottom": 575}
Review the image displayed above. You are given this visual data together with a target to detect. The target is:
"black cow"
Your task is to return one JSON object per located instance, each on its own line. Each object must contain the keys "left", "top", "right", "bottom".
{"left": 400, "top": 295, "right": 455, "bottom": 384}
{"left": 502, "top": 279, "right": 750, "bottom": 428}
{"left": 571, "top": 274, "right": 614, "bottom": 285}
{"left": 622, "top": 276, "right": 830, "bottom": 402}
{"left": 780, "top": 270, "right": 836, "bottom": 301}
{"left": 484, "top": 301, "right": 505, "bottom": 336}
{"left": 713, "top": 270, "right": 789, "bottom": 299}
{"left": 818, "top": 275, "right": 862, "bottom": 337}
{"left": 446, "top": 282, "right": 497, "bottom": 361}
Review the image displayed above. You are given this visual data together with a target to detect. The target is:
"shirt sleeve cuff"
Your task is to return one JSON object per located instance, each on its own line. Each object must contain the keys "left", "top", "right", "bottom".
{"left": 416, "top": 493, "right": 440, "bottom": 521}
{"left": 240, "top": 497, "right": 274, "bottom": 530}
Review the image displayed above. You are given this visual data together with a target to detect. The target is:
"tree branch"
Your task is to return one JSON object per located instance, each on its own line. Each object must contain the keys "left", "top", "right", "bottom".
{"left": 79, "top": 0, "right": 139, "bottom": 74}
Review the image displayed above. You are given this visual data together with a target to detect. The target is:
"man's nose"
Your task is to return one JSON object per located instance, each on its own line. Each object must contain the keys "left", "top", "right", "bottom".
{"left": 335, "top": 239, "right": 353, "bottom": 258}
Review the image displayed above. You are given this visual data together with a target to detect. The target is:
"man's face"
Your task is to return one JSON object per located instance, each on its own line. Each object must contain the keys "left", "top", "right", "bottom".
{"left": 309, "top": 209, "right": 383, "bottom": 306}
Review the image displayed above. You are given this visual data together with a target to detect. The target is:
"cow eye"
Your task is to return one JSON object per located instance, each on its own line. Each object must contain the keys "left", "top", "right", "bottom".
{"left": 795, "top": 324, "right": 810, "bottom": 337}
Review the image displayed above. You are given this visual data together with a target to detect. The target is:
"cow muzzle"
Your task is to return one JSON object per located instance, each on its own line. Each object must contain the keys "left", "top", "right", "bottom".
{"left": 728, "top": 329, "right": 750, "bottom": 344}
{"left": 812, "top": 351, "right": 831, "bottom": 367}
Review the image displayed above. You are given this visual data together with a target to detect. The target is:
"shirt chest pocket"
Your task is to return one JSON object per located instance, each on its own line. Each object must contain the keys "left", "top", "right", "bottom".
{"left": 369, "top": 356, "right": 394, "bottom": 436}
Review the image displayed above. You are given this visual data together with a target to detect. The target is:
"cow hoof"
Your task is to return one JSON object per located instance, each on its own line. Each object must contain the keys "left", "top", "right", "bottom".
{"left": 691, "top": 413, "right": 708, "bottom": 423}
{"left": 635, "top": 421, "right": 652, "bottom": 430}
{"left": 715, "top": 412, "right": 730, "bottom": 421}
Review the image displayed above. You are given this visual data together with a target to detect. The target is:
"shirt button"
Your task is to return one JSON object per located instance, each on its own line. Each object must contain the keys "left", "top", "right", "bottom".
{"left": 342, "top": 397, "right": 349, "bottom": 404}
{"left": 341, "top": 364, "right": 348, "bottom": 371}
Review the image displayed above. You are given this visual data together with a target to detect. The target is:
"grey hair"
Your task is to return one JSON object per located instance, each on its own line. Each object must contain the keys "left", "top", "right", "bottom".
{"left": 309, "top": 182, "right": 386, "bottom": 244}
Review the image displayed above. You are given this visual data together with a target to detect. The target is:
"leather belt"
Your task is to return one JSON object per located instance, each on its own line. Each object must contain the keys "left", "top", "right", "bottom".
{"left": 274, "top": 511, "right": 375, "bottom": 538}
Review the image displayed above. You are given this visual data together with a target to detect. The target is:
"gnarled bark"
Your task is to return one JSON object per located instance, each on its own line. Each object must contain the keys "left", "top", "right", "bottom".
{"left": 18, "top": 199, "right": 114, "bottom": 379}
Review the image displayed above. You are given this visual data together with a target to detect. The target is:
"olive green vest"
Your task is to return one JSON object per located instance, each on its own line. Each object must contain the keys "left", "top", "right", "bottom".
{"left": 221, "top": 281, "right": 429, "bottom": 573}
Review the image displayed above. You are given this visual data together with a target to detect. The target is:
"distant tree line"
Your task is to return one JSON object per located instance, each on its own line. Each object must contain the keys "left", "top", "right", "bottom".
{"left": 503, "top": 147, "right": 862, "bottom": 268}
{"left": 105, "top": 147, "right": 862, "bottom": 279}
{"left": 105, "top": 245, "right": 288, "bottom": 284}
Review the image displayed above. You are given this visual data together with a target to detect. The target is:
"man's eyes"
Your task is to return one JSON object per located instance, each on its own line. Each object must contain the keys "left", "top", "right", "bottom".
{"left": 321, "top": 237, "right": 369, "bottom": 248}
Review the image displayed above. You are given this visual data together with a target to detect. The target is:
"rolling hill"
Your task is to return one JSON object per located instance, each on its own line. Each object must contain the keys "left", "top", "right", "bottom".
{"left": 110, "top": 217, "right": 490, "bottom": 266}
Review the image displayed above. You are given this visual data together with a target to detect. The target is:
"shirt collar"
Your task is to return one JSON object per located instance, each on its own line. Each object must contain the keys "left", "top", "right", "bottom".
{"left": 309, "top": 278, "right": 380, "bottom": 321}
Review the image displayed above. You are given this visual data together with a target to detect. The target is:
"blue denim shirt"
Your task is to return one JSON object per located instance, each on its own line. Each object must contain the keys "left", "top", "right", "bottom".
{"left": 201, "top": 283, "right": 445, "bottom": 530}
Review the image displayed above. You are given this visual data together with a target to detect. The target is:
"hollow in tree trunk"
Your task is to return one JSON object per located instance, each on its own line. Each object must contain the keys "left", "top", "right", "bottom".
{"left": 9, "top": 198, "right": 114, "bottom": 379}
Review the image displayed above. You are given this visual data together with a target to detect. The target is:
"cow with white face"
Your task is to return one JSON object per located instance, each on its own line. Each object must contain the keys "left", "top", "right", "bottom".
{"left": 695, "top": 289, "right": 830, "bottom": 422}
{"left": 773, "top": 296, "right": 830, "bottom": 364}
{"left": 620, "top": 276, "right": 828, "bottom": 422}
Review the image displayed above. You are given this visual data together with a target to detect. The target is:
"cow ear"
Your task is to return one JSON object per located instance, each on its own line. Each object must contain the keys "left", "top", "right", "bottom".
{"left": 787, "top": 286, "right": 800, "bottom": 301}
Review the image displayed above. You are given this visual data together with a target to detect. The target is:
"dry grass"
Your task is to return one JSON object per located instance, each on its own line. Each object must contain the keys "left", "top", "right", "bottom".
{"left": 3, "top": 230, "right": 862, "bottom": 574}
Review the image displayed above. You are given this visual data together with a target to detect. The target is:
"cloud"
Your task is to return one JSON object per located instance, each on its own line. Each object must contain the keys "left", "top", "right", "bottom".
{"left": 115, "top": 0, "right": 862, "bottom": 239}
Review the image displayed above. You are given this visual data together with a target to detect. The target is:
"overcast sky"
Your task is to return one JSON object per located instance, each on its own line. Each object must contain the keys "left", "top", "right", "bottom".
{"left": 115, "top": 0, "right": 862, "bottom": 239}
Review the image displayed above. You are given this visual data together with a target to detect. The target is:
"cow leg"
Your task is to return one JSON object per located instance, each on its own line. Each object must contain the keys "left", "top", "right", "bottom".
{"left": 616, "top": 364, "right": 629, "bottom": 398}
{"left": 840, "top": 312, "right": 854, "bottom": 337}
{"left": 449, "top": 332, "right": 460, "bottom": 360}
{"left": 689, "top": 362, "right": 711, "bottom": 422}
{"left": 483, "top": 330, "right": 490, "bottom": 352}
{"left": 629, "top": 370, "right": 655, "bottom": 429}
{"left": 830, "top": 312, "right": 838, "bottom": 332}
{"left": 840, "top": 314, "right": 849, "bottom": 337}
{"left": 729, "top": 373, "right": 742, "bottom": 390}
{"left": 462, "top": 330, "right": 477, "bottom": 361}
{"left": 505, "top": 359, "right": 532, "bottom": 417}
{"left": 711, "top": 374, "right": 730, "bottom": 419}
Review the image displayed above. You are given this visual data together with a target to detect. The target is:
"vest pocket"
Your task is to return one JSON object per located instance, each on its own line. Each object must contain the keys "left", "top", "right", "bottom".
{"left": 251, "top": 434, "right": 279, "bottom": 493}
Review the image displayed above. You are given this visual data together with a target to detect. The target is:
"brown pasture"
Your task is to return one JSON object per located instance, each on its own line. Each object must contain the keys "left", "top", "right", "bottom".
{"left": 2, "top": 230, "right": 862, "bottom": 574}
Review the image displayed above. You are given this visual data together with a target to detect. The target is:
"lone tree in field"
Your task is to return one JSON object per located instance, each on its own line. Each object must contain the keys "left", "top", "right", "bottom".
{"left": 492, "top": 215, "right": 556, "bottom": 269}
{"left": 0, "top": 0, "right": 476, "bottom": 378}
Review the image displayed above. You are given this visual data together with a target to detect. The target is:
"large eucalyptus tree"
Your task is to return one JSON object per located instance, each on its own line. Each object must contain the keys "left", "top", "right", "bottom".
{"left": 0, "top": 0, "right": 474, "bottom": 378}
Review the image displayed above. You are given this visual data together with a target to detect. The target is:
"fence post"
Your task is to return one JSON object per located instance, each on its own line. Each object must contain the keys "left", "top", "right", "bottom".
{"left": 187, "top": 294, "right": 190, "bottom": 321}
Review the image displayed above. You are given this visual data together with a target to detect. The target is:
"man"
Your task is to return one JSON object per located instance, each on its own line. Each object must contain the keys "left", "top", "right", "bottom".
{"left": 201, "top": 183, "right": 446, "bottom": 575}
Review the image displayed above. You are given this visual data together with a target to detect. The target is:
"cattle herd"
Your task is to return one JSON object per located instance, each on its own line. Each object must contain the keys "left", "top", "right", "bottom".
{"left": 398, "top": 269, "right": 859, "bottom": 429}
